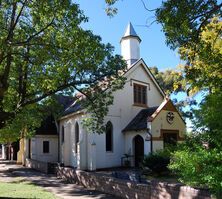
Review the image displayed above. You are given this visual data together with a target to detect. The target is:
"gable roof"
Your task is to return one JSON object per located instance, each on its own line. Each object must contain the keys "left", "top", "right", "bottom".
{"left": 124, "top": 58, "right": 165, "bottom": 97}
{"left": 122, "top": 106, "right": 158, "bottom": 132}
{"left": 58, "top": 58, "right": 166, "bottom": 119}
{"left": 147, "top": 98, "right": 186, "bottom": 124}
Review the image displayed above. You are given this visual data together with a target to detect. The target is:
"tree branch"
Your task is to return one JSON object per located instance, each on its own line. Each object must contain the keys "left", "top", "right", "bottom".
{"left": 140, "top": 0, "right": 157, "bottom": 12}
{"left": 14, "top": 18, "right": 55, "bottom": 45}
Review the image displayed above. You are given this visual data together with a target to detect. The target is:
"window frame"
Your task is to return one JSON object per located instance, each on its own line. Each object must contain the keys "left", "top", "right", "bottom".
{"left": 75, "top": 122, "right": 79, "bottom": 153}
{"left": 163, "top": 132, "right": 178, "bottom": 148}
{"left": 43, "top": 140, "right": 50, "bottom": 154}
{"left": 105, "top": 121, "right": 113, "bottom": 152}
{"left": 133, "top": 83, "right": 147, "bottom": 107}
{"left": 61, "top": 125, "right": 65, "bottom": 144}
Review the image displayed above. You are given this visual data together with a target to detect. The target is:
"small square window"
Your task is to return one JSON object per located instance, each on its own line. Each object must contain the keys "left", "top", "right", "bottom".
{"left": 163, "top": 133, "right": 177, "bottom": 148}
{"left": 43, "top": 141, "right": 49, "bottom": 153}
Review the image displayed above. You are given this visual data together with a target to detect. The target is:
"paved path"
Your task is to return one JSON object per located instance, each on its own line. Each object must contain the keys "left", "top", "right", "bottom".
{"left": 0, "top": 159, "right": 119, "bottom": 199}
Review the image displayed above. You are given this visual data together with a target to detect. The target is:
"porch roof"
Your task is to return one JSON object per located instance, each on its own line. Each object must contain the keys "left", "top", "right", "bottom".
{"left": 122, "top": 106, "right": 158, "bottom": 132}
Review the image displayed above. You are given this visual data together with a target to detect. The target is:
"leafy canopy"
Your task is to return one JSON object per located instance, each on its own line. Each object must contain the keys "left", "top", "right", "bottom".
{"left": 156, "top": 0, "right": 222, "bottom": 49}
{"left": 0, "top": 0, "right": 125, "bottom": 141}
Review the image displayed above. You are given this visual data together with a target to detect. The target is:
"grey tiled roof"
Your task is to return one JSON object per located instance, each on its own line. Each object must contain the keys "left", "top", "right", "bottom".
{"left": 122, "top": 106, "right": 158, "bottom": 132}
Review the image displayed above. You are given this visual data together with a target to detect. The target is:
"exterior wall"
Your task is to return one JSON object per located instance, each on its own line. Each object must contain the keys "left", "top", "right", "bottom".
{"left": 108, "top": 63, "right": 164, "bottom": 135}
{"left": 31, "top": 135, "right": 58, "bottom": 163}
{"left": 17, "top": 138, "right": 25, "bottom": 164}
{"left": 59, "top": 114, "right": 89, "bottom": 170}
{"left": 152, "top": 141, "right": 163, "bottom": 152}
{"left": 151, "top": 110, "right": 186, "bottom": 151}
{"left": 92, "top": 63, "right": 163, "bottom": 169}
{"left": 17, "top": 138, "right": 29, "bottom": 165}
{"left": 59, "top": 63, "right": 165, "bottom": 170}
{"left": 124, "top": 131, "right": 151, "bottom": 166}
{"left": 121, "top": 37, "right": 140, "bottom": 67}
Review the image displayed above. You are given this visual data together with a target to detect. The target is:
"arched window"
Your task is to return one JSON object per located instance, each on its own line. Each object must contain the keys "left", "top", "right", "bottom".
{"left": 106, "top": 121, "right": 113, "bottom": 152}
{"left": 75, "top": 122, "right": 79, "bottom": 153}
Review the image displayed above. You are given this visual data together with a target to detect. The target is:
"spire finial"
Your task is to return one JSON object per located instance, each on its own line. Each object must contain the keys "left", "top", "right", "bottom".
{"left": 121, "top": 22, "right": 141, "bottom": 42}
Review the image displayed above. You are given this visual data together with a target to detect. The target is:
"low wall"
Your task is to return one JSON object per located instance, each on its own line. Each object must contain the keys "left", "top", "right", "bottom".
{"left": 56, "top": 166, "right": 212, "bottom": 199}
{"left": 25, "top": 159, "right": 56, "bottom": 174}
{"left": 26, "top": 159, "right": 48, "bottom": 173}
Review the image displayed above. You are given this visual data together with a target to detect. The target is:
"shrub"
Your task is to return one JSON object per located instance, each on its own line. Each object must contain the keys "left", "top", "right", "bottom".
{"left": 169, "top": 139, "right": 222, "bottom": 198}
{"left": 142, "top": 150, "right": 170, "bottom": 174}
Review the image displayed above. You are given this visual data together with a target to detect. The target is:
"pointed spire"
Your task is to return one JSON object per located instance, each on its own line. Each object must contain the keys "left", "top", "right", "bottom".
{"left": 120, "top": 22, "right": 141, "bottom": 68}
{"left": 121, "top": 22, "right": 141, "bottom": 42}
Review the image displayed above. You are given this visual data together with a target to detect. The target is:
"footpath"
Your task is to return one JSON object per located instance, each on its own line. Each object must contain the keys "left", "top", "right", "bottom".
{"left": 0, "top": 159, "right": 118, "bottom": 199}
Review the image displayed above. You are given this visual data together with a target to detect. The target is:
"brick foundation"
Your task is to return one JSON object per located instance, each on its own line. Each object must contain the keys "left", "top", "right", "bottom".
{"left": 56, "top": 166, "right": 212, "bottom": 199}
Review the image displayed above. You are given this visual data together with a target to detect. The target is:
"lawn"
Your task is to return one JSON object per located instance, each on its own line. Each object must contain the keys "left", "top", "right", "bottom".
{"left": 0, "top": 180, "right": 57, "bottom": 199}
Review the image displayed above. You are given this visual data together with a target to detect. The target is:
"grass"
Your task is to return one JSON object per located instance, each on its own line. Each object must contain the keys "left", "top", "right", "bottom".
{"left": 0, "top": 180, "right": 57, "bottom": 199}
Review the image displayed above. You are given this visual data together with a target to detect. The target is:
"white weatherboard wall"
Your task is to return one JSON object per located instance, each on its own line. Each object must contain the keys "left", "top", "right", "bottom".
{"left": 31, "top": 135, "right": 58, "bottom": 163}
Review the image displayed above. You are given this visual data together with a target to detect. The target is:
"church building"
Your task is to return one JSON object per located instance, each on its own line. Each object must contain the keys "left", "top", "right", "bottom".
{"left": 58, "top": 23, "right": 186, "bottom": 170}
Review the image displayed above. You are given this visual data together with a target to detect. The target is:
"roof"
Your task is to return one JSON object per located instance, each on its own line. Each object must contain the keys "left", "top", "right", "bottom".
{"left": 123, "top": 98, "right": 186, "bottom": 132}
{"left": 59, "top": 59, "right": 166, "bottom": 118}
{"left": 36, "top": 115, "right": 57, "bottom": 135}
{"left": 147, "top": 98, "right": 186, "bottom": 124}
{"left": 36, "top": 95, "right": 75, "bottom": 135}
{"left": 55, "top": 95, "right": 75, "bottom": 110}
{"left": 61, "top": 101, "right": 82, "bottom": 117}
{"left": 122, "top": 106, "right": 158, "bottom": 132}
{"left": 121, "top": 22, "right": 141, "bottom": 42}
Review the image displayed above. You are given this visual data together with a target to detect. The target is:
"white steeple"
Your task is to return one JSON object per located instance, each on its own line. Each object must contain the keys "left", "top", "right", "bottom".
{"left": 120, "top": 22, "right": 141, "bottom": 68}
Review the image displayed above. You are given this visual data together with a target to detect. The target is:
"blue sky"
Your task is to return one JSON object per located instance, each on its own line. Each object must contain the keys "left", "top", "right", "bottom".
{"left": 76, "top": 0, "right": 182, "bottom": 71}
{"left": 75, "top": 0, "right": 204, "bottom": 130}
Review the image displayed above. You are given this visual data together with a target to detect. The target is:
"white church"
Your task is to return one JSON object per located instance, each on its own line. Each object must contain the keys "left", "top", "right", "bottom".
{"left": 58, "top": 23, "right": 186, "bottom": 170}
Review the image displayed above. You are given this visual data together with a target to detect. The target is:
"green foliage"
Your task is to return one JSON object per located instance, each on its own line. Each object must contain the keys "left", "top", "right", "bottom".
{"left": 180, "top": 18, "right": 222, "bottom": 93}
{"left": 0, "top": 1, "right": 125, "bottom": 141}
{"left": 169, "top": 137, "right": 222, "bottom": 197}
{"left": 149, "top": 66, "right": 185, "bottom": 95}
{"left": 170, "top": 93, "right": 222, "bottom": 197}
{"left": 156, "top": 0, "right": 222, "bottom": 49}
{"left": 142, "top": 150, "right": 170, "bottom": 174}
{"left": 81, "top": 75, "right": 126, "bottom": 134}
{"left": 105, "top": 0, "right": 119, "bottom": 17}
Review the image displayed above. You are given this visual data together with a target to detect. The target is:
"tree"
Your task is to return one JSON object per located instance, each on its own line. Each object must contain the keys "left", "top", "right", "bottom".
{"left": 104, "top": 1, "right": 222, "bottom": 196}
{"left": 179, "top": 17, "right": 222, "bottom": 93}
{"left": 169, "top": 93, "right": 222, "bottom": 198}
{"left": 149, "top": 66, "right": 185, "bottom": 95}
{"left": 0, "top": 1, "right": 125, "bottom": 141}
{"left": 156, "top": 0, "right": 222, "bottom": 49}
